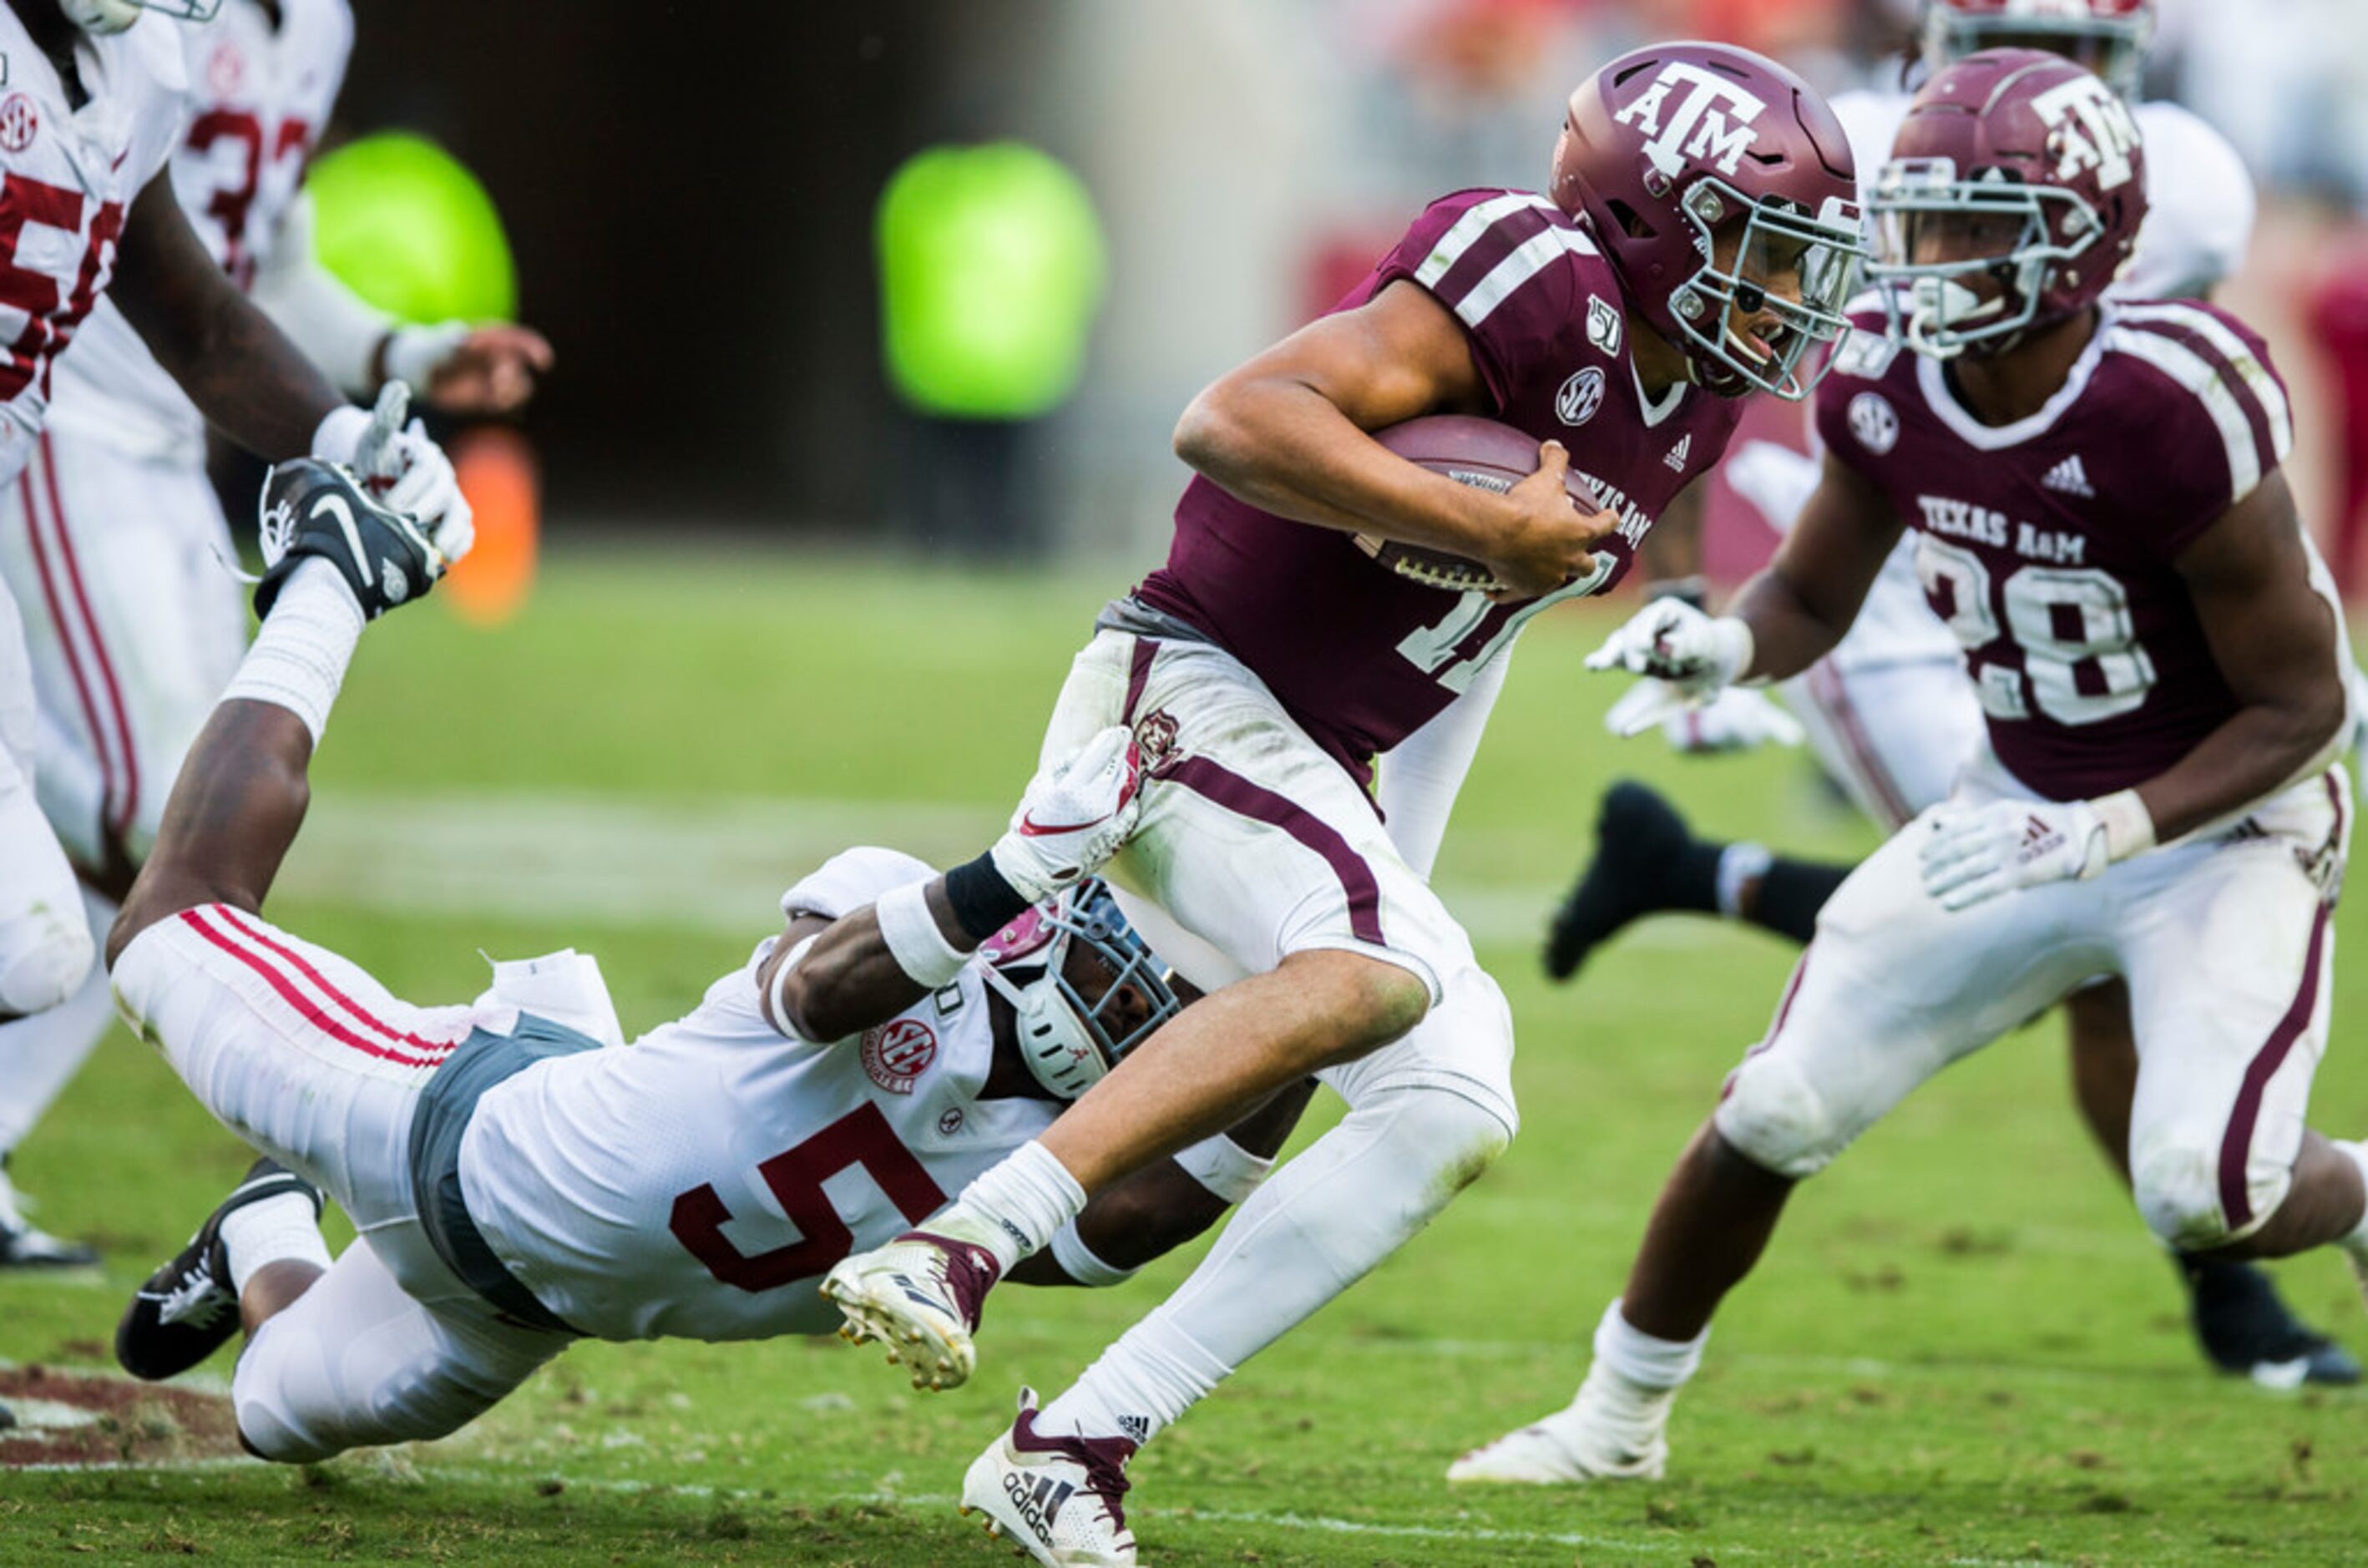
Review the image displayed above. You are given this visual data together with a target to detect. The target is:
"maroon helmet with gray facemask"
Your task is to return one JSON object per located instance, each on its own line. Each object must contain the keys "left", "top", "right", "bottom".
{"left": 1551, "top": 40, "right": 1865, "bottom": 402}
{"left": 1868, "top": 48, "right": 2148, "bottom": 359}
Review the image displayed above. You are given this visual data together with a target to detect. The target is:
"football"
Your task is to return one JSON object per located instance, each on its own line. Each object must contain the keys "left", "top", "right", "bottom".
{"left": 1357, "top": 416, "right": 1597, "bottom": 593}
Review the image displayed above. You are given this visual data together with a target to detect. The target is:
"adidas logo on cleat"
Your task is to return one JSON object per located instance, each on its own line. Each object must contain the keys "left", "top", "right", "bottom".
{"left": 2041, "top": 453, "right": 2096, "bottom": 498}
{"left": 1117, "top": 1414, "right": 1150, "bottom": 1445}
{"left": 1002, "top": 1471, "right": 1075, "bottom": 1544}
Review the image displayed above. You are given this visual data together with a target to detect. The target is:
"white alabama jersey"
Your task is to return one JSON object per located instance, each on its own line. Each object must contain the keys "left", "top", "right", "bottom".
{"left": 48, "top": 0, "right": 352, "bottom": 465}
{"left": 1813, "top": 88, "right": 2258, "bottom": 675}
{"left": 458, "top": 848, "right": 1063, "bottom": 1343}
{"left": 0, "top": 11, "right": 186, "bottom": 488}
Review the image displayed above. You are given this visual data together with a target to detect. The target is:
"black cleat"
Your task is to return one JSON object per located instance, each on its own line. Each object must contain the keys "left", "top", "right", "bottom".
{"left": 115, "top": 1158, "right": 323, "bottom": 1382}
{"left": 2186, "top": 1256, "right": 2361, "bottom": 1388}
{"left": 1544, "top": 781, "right": 1698, "bottom": 983}
{"left": 253, "top": 458, "right": 447, "bottom": 621}
{"left": 0, "top": 1158, "right": 98, "bottom": 1269}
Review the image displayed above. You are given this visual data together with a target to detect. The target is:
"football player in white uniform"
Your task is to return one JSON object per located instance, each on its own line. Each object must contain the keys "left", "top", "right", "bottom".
{"left": 106, "top": 460, "right": 1305, "bottom": 1464}
{"left": 0, "top": 0, "right": 548, "bottom": 1268}
{"left": 1457, "top": 48, "right": 2364, "bottom": 1486}
{"left": 1544, "top": 0, "right": 2358, "bottom": 1385}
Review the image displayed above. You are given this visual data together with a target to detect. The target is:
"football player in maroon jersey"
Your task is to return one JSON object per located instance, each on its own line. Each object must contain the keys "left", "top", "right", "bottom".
{"left": 1548, "top": 0, "right": 2355, "bottom": 1394}
{"left": 817, "top": 39, "right": 1869, "bottom": 1565}
{"left": 1455, "top": 49, "right": 2361, "bottom": 1486}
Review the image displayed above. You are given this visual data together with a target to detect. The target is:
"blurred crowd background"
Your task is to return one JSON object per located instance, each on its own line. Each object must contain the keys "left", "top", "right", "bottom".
{"left": 332, "top": 1, "right": 2368, "bottom": 594}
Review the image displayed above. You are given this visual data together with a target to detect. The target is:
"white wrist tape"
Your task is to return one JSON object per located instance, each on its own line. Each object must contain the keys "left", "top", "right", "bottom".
{"left": 1172, "top": 1134, "right": 1275, "bottom": 1206}
{"left": 874, "top": 880, "right": 969, "bottom": 988}
{"left": 1049, "top": 1219, "right": 1141, "bottom": 1287}
{"left": 2092, "top": 788, "right": 2156, "bottom": 864}
{"left": 383, "top": 321, "right": 473, "bottom": 391}
{"left": 1715, "top": 616, "right": 1761, "bottom": 688}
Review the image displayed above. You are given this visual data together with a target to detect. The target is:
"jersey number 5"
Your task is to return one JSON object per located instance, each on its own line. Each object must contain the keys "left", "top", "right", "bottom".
{"left": 668, "top": 1103, "right": 947, "bottom": 1293}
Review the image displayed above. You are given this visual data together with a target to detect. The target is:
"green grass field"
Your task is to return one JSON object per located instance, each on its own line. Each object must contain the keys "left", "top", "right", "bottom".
{"left": 1, "top": 550, "right": 2362, "bottom": 1565}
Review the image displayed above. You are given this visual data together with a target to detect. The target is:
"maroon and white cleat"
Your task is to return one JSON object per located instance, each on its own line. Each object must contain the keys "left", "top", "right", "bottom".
{"left": 821, "top": 1229, "right": 1000, "bottom": 1391}
{"left": 960, "top": 1388, "right": 1137, "bottom": 1567}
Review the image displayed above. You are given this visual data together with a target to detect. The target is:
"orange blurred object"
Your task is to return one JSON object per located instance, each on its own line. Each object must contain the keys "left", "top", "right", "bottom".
{"left": 443, "top": 425, "right": 540, "bottom": 625}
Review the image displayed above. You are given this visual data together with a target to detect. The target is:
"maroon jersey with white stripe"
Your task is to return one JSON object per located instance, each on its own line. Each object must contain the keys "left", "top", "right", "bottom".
{"left": 1814, "top": 298, "right": 2298, "bottom": 799}
{"left": 1136, "top": 189, "right": 1743, "bottom": 781}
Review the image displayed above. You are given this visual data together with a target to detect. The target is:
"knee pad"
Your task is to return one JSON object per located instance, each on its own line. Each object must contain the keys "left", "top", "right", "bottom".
{"left": 2132, "top": 1136, "right": 2268, "bottom": 1251}
{"left": 0, "top": 912, "right": 94, "bottom": 1016}
{"left": 1354, "top": 1083, "right": 1513, "bottom": 1197}
{"left": 230, "top": 1338, "right": 342, "bottom": 1466}
{"left": 1715, "top": 1051, "right": 1844, "bottom": 1180}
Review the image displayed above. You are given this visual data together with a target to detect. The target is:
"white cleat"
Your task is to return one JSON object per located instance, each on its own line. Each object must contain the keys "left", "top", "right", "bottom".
{"left": 1446, "top": 1363, "right": 1673, "bottom": 1485}
{"left": 820, "top": 1229, "right": 999, "bottom": 1393}
{"left": 959, "top": 1388, "right": 1138, "bottom": 1567}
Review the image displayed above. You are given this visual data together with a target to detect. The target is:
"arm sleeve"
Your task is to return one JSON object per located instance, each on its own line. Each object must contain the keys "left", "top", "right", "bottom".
{"left": 1375, "top": 646, "right": 1510, "bottom": 880}
{"left": 1370, "top": 190, "right": 1583, "bottom": 411}
{"left": 249, "top": 192, "right": 395, "bottom": 397}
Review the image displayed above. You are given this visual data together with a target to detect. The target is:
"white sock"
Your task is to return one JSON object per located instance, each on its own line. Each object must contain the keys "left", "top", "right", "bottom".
{"left": 1591, "top": 1299, "right": 1708, "bottom": 1392}
{"left": 1038, "top": 1314, "right": 1231, "bottom": 1447}
{"left": 1715, "top": 843, "right": 1773, "bottom": 921}
{"left": 220, "top": 560, "right": 365, "bottom": 745}
{"left": 933, "top": 1141, "right": 1085, "bottom": 1273}
{"left": 219, "top": 1191, "right": 331, "bottom": 1295}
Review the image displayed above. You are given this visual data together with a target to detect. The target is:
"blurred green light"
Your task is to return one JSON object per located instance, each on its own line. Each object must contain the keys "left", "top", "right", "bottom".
{"left": 307, "top": 131, "right": 517, "bottom": 323}
{"left": 877, "top": 142, "right": 1106, "bottom": 420}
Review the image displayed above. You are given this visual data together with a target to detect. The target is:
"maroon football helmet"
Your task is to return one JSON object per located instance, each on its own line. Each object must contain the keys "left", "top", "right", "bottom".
{"left": 1551, "top": 40, "right": 1865, "bottom": 402}
{"left": 1867, "top": 48, "right": 2148, "bottom": 358}
{"left": 1923, "top": 0, "right": 2156, "bottom": 97}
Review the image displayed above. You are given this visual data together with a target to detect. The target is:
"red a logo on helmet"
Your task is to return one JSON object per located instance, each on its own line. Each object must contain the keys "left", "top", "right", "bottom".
{"left": 1614, "top": 62, "right": 1768, "bottom": 180}
{"left": 2032, "top": 74, "right": 2140, "bottom": 191}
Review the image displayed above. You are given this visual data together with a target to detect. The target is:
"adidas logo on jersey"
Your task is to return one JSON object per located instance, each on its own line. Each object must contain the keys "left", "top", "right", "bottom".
{"left": 1663, "top": 435, "right": 1693, "bottom": 473}
{"left": 2042, "top": 454, "right": 2096, "bottom": 498}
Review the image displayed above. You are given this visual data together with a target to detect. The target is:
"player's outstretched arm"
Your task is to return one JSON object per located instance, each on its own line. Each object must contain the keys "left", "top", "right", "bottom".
{"left": 2143, "top": 472, "right": 2349, "bottom": 841}
{"left": 108, "top": 465, "right": 460, "bottom": 969}
{"left": 1588, "top": 452, "right": 1899, "bottom": 730}
{"left": 109, "top": 173, "right": 343, "bottom": 459}
{"left": 1173, "top": 281, "right": 1611, "bottom": 598}
{"left": 1723, "top": 449, "right": 1903, "bottom": 682}
{"left": 1009, "top": 1077, "right": 1322, "bottom": 1287}
{"left": 762, "top": 728, "right": 1146, "bottom": 1043}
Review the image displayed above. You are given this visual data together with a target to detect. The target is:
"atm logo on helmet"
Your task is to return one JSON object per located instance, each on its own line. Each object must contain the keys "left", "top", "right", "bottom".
{"left": 2032, "top": 73, "right": 2141, "bottom": 191}
{"left": 1614, "top": 62, "right": 1768, "bottom": 180}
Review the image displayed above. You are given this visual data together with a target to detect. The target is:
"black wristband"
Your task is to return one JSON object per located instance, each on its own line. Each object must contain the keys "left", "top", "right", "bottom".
{"left": 944, "top": 852, "right": 1035, "bottom": 942}
{"left": 1646, "top": 574, "right": 1709, "bottom": 610}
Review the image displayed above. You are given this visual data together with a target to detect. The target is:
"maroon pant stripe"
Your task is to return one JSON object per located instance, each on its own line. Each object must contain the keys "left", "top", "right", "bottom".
{"left": 1161, "top": 754, "right": 1387, "bottom": 947}
{"left": 1121, "top": 637, "right": 1158, "bottom": 726}
{"left": 2217, "top": 898, "right": 2334, "bottom": 1231}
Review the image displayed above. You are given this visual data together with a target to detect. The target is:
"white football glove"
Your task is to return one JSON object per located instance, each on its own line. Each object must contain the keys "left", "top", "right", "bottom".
{"left": 1623, "top": 685, "right": 1805, "bottom": 752}
{"left": 991, "top": 726, "right": 1146, "bottom": 903}
{"left": 1919, "top": 798, "right": 2109, "bottom": 911}
{"left": 1587, "top": 599, "right": 1755, "bottom": 733}
{"left": 311, "top": 382, "right": 475, "bottom": 570}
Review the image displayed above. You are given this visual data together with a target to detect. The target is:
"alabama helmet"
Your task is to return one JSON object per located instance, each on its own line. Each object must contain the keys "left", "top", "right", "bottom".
{"left": 976, "top": 878, "right": 1182, "bottom": 1100}
{"left": 1551, "top": 40, "right": 1865, "bottom": 401}
{"left": 1868, "top": 48, "right": 2148, "bottom": 358}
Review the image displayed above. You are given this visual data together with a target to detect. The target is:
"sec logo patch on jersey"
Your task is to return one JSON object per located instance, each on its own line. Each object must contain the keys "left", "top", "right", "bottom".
{"left": 861, "top": 1019, "right": 938, "bottom": 1095}
{"left": 0, "top": 94, "right": 38, "bottom": 154}
{"left": 1557, "top": 367, "right": 1607, "bottom": 427}
{"left": 1849, "top": 392, "right": 1900, "bottom": 456}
